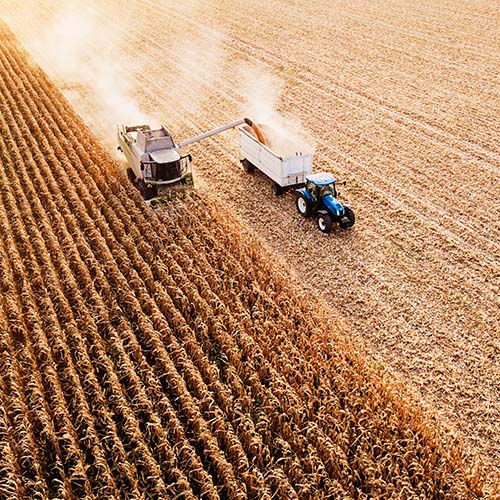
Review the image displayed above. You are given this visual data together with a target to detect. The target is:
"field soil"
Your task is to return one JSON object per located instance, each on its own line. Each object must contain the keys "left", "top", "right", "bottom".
{"left": 1, "top": 0, "right": 499, "bottom": 490}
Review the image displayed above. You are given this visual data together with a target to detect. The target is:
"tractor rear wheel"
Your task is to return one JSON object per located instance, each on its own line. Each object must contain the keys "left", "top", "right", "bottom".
{"left": 339, "top": 207, "right": 355, "bottom": 229}
{"left": 241, "top": 158, "right": 255, "bottom": 173}
{"left": 296, "top": 193, "right": 312, "bottom": 217}
{"left": 317, "top": 212, "right": 333, "bottom": 233}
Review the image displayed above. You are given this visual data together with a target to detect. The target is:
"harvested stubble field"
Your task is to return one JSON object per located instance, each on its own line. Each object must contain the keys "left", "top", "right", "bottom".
{"left": 0, "top": 18, "right": 493, "bottom": 499}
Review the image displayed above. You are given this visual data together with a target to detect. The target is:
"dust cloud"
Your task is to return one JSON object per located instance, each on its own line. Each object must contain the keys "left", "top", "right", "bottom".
{"left": 238, "top": 65, "right": 315, "bottom": 158}
{"left": 4, "top": 4, "right": 158, "bottom": 150}
{"left": 3, "top": 1, "right": 307, "bottom": 160}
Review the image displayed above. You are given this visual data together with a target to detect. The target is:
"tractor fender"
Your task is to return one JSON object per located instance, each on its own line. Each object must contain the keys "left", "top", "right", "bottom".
{"left": 295, "top": 187, "right": 308, "bottom": 197}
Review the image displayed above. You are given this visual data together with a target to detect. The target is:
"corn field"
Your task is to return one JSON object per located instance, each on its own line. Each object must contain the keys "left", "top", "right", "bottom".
{"left": 0, "top": 21, "right": 492, "bottom": 499}
{"left": 2, "top": 0, "right": 500, "bottom": 486}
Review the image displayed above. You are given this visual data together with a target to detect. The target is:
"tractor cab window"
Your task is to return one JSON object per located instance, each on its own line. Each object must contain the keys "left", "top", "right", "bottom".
{"left": 320, "top": 183, "right": 336, "bottom": 199}
{"left": 306, "top": 181, "right": 318, "bottom": 202}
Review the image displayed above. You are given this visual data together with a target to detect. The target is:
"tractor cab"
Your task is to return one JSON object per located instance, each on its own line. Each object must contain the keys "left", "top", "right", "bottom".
{"left": 304, "top": 172, "right": 337, "bottom": 204}
{"left": 296, "top": 172, "right": 355, "bottom": 233}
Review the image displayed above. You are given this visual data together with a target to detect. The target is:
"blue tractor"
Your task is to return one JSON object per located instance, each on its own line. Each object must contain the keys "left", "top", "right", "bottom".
{"left": 295, "top": 172, "right": 355, "bottom": 233}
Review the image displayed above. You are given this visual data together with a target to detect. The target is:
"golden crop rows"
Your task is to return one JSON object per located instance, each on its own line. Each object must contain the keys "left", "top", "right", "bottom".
{"left": 0, "top": 22, "right": 487, "bottom": 499}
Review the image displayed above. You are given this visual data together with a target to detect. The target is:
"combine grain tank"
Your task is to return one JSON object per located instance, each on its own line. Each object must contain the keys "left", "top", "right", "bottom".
{"left": 238, "top": 124, "right": 313, "bottom": 195}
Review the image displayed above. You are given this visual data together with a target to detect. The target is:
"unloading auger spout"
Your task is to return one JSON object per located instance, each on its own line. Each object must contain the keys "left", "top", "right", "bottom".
{"left": 178, "top": 118, "right": 267, "bottom": 147}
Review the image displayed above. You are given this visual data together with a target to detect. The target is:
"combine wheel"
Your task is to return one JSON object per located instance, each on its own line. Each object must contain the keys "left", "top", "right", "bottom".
{"left": 241, "top": 158, "right": 255, "bottom": 173}
{"left": 138, "top": 180, "right": 158, "bottom": 200}
{"left": 271, "top": 182, "right": 285, "bottom": 196}
{"left": 296, "top": 193, "right": 312, "bottom": 217}
{"left": 126, "top": 168, "right": 136, "bottom": 183}
{"left": 339, "top": 207, "right": 355, "bottom": 229}
{"left": 317, "top": 212, "right": 333, "bottom": 233}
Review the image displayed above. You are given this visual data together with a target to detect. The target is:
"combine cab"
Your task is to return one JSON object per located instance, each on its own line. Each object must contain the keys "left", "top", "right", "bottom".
{"left": 117, "top": 125, "right": 193, "bottom": 200}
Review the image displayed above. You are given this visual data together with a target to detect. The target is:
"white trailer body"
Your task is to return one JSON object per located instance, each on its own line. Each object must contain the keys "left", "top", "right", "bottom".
{"left": 237, "top": 126, "right": 313, "bottom": 190}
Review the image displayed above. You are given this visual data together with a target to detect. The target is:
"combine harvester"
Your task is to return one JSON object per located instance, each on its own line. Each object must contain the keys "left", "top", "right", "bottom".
{"left": 117, "top": 118, "right": 354, "bottom": 232}
{"left": 117, "top": 118, "right": 255, "bottom": 199}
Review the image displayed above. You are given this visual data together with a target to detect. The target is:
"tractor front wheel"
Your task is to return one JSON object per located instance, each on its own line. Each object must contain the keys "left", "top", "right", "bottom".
{"left": 296, "top": 193, "right": 312, "bottom": 217}
{"left": 317, "top": 212, "right": 333, "bottom": 233}
{"left": 339, "top": 207, "right": 355, "bottom": 229}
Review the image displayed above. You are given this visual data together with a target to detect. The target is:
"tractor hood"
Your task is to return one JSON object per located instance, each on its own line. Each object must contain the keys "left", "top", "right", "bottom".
{"left": 323, "top": 194, "right": 344, "bottom": 217}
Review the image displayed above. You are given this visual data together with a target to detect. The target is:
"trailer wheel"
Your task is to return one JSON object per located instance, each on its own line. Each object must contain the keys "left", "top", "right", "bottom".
{"left": 272, "top": 182, "right": 285, "bottom": 196}
{"left": 296, "top": 193, "right": 312, "bottom": 217}
{"left": 339, "top": 207, "right": 355, "bottom": 229}
{"left": 317, "top": 213, "right": 333, "bottom": 233}
{"left": 241, "top": 158, "right": 255, "bottom": 173}
{"left": 138, "top": 180, "right": 157, "bottom": 200}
